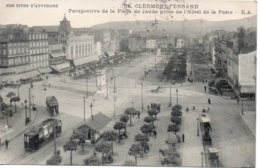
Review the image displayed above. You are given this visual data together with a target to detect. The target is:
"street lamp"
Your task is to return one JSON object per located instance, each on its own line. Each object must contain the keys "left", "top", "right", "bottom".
{"left": 144, "top": 65, "right": 147, "bottom": 79}
{"left": 90, "top": 102, "right": 93, "bottom": 120}
{"left": 24, "top": 99, "right": 28, "bottom": 125}
{"left": 169, "top": 84, "right": 172, "bottom": 107}
{"left": 141, "top": 81, "right": 144, "bottom": 110}
{"left": 29, "top": 88, "right": 31, "bottom": 121}
{"left": 197, "top": 118, "right": 200, "bottom": 136}
{"left": 201, "top": 151, "right": 204, "bottom": 167}
{"left": 176, "top": 88, "right": 179, "bottom": 105}
{"left": 86, "top": 77, "right": 89, "bottom": 98}
{"left": 241, "top": 100, "right": 244, "bottom": 115}
{"left": 83, "top": 97, "right": 86, "bottom": 121}
{"left": 113, "top": 76, "right": 116, "bottom": 117}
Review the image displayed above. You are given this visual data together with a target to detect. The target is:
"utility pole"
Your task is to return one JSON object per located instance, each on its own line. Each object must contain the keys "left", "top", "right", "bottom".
{"left": 176, "top": 88, "right": 179, "bottom": 105}
{"left": 24, "top": 99, "right": 28, "bottom": 125}
{"left": 241, "top": 100, "right": 244, "bottom": 115}
{"left": 29, "top": 88, "right": 31, "bottom": 121}
{"left": 106, "top": 78, "right": 109, "bottom": 99}
{"left": 144, "top": 65, "right": 147, "bottom": 79}
{"left": 83, "top": 97, "right": 86, "bottom": 121}
{"left": 155, "top": 52, "right": 157, "bottom": 71}
{"left": 141, "top": 80, "right": 144, "bottom": 110}
{"left": 113, "top": 76, "right": 116, "bottom": 117}
{"left": 169, "top": 84, "right": 172, "bottom": 107}
{"left": 90, "top": 102, "right": 93, "bottom": 120}
{"left": 86, "top": 77, "right": 88, "bottom": 98}
{"left": 53, "top": 108, "right": 57, "bottom": 156}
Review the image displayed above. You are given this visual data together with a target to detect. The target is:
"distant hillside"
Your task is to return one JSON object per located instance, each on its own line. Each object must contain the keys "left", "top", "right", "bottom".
{"left": 91, "top": 15, "right": 256, "bottom": 36}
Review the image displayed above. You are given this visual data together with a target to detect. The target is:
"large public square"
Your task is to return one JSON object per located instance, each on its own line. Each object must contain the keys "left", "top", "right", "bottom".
{"left": 0, "top": 48, "right": 256, "bottom": 167}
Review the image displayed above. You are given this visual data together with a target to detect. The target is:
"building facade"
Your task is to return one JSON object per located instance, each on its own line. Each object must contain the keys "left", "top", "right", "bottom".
{"left": 176, "top": 38, "right": 185, "bottom": 48}
{"left": 28, "top": 29, "right": 49, "bottom": 71}
{"left": 0, "top": 29, "right": 30, "bottom": 76}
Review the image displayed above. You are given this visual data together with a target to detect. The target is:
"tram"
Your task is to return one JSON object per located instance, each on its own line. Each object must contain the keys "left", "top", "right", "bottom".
{"left": 24, "top": 118, "right": 62, "bottom": 151}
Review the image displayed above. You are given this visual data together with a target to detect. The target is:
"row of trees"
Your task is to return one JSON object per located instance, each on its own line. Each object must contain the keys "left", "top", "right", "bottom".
{"left": 160, "top": 104, "right": 183, "bottom": 166}
{"left": 167, "top": 104, "right": 182, "bottom": 135}
{"left": 128, "top": 103, "right": 161, "bottom": 166}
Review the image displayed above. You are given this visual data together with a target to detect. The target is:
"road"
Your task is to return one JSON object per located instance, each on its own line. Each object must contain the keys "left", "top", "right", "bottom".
{"left": 0, "top": 50, "right": 255, "bottom": 167}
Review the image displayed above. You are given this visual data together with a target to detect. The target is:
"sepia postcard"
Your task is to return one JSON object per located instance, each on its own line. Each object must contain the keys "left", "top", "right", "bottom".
{"left": 0, "top": 0, "right": 257, "bottom": 167}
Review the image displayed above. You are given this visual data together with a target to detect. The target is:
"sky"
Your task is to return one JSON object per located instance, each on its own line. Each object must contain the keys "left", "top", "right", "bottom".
{"left": 0, "top": 0, "right": 257, "bottom": 28}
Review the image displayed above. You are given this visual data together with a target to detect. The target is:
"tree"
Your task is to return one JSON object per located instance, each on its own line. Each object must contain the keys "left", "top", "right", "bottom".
{"left": 143, "top": 116, "right": 154, "bottom": 127}
{"left": 124, "top": 107, "right": 135, "bottom": 126}
{"left": 102, "top": 131, "right": 118, "bottom": 154}
{"left": 140, "top": 124, "right": 153, "bottom": 136}
{"left": 63, "top": 139, "right": 78, "bottom": 165}
{"left": 167, "top": 124, "right": 180, "bottom": 134}
{"left": 84, "top": 152, "right": 100, "bottom": 165}
{"left": 46, "top": 151, "right": 62, "bottom": 165}
{"left": 6, "top": 92, "right": 16, "bottom": 107}
{"left": 71, "top": 126, "right": 89, "bottom": 151}
{"left": 135, "top": 133, "right": 149, "bottom": 143}
{"left": 171, "top": 110, "right": 182, "bottom": 117}
{"left": 95, "top": 142, "right": 112, "bottom": 165}
{"left": 113, "top": 122, "right": 125, "bottom": 142}
{"left": 172, "top": 105, "right": 182, "bottom": 111}
{"left": 128, "top": 143, "right": 143, "bottom": 165}
{"left": 237, "top": 27, "right": 246, "bottom": 53}
{"left": 170, "top": 116, "right": 182, "bottom": 125}
{"left": 120, "top": 114, "right": 129, "bottom": 132}
{"left": 147, "top": 109, "right": 159, "bottom": 120}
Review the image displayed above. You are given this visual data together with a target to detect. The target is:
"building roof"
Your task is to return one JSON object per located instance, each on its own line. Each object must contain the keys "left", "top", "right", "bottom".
{"left": 31, "top": 26, "right": 59, "bottom": 32}
{"left": 83, "top": 112, "right": 111, "bottom": 132}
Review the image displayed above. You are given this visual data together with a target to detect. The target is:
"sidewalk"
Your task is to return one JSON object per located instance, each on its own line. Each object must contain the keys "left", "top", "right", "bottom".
{"left": 0, "top": 106, "right": 36, "bottom": 141}
{"left": 240, "top": 111, "right": 256, "bottom": 137}
{"left": 182, "top": 110, "right": 205, "bottom": 167}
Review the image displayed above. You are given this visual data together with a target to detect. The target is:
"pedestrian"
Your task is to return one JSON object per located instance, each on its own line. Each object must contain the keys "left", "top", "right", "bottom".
{"left": 137, "top": 112, "right": 140, "bottom": 118}
{"left": 204, "top": 86, "right": 207, "bottom": 92}
{"left": 5, "top": 139, "right": 9, "bottom": 150}
{"left": 208, "top": 98, "right": 211, "bottom": 104}
{"left": 237, "top": 97, "right": 240, "bottom": 104}
{"left": 49, "top": 83, "right": 51, "bottom": 88}
{"left": 153, "top": 130, "right": 157, "bottom": 138}
{"left": 182, "top": 134, "right": 185, "bottom": 142}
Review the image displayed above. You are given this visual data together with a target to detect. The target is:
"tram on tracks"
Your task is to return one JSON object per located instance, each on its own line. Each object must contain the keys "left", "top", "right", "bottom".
{"left": 24, "top": 118, "right": 62, "bottom": 151}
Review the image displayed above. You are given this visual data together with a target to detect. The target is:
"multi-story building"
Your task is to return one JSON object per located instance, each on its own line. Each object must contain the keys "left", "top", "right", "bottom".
{"left": 48, "top": 39, "right": 70, "bottom": 74}
{"left": 65, "top": 33, "right": 98, "bottom": 68}
{"left": 128, "top": 36, "right": 146, "bottom": 52}
{"left": 28, "top": 29, "right": 50, "bottom": 74}
{"left": 176, "top": 38, "right": 185, "bottom": 48}
{"left": 146, "top": 39, "right": 157, "bottom": 52}
{"left": 0, "top": 27, "right": 42, "bottom": 84}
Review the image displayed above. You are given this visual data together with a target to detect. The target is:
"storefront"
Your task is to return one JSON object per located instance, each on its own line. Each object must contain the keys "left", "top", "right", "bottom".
{"left": 50, "top": 62, "right": 71, "bottom": 74}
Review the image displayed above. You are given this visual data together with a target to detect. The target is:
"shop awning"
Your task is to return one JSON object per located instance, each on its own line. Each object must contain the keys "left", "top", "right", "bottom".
{"left": 0, "top": 65, "right": 30, "bottom": 75}
{"left": 19, "top": 70, "right": 41, "bottom": 80}
{"left": 50, "top": 62, "right": 70, "bottom": 73}
{"left": 50, "top": 52, "right": 66, "bottom": 58}
{"left": 73, "top": 55, "right": 99, "bottom": 67}
{"left": 38, "top": 67, "right": 52, "bottom": 74}
{"left": 0, "top": 75, "right": 20, "bottom": 83}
